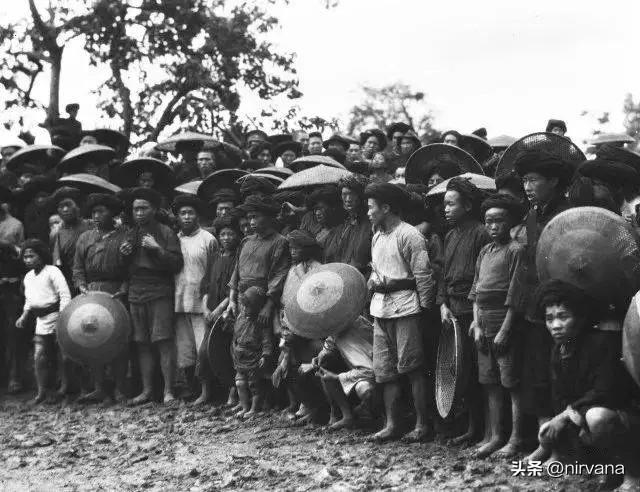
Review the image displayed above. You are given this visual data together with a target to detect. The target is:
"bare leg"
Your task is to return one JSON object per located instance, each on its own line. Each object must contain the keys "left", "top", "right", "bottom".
{"left": 403, "top": 370, "right": 431, "bottom": 442}
{"left": 475, "top": 384, "right": 504, "bottom": 458}
{"left": 57, "top": 357, "right": 74, "bottom": 396}
{"left": 244, "top": 377, "right": 263, "bottom": 418}
{"left": 322, "top": 378, "right": 354, "bottom": 430}
{"left": 451, "top": 390, "right": 482, "bottom": 445}
{"left": 226, "top": 386, "right": 238, "bottom": 407}
{"left": 192, "top": 381, "right": 210, "bottom": 406}
{"left": 235, "top": 374, "right": 251, "bottom": 417}
{"left": 525, "top": 416, "right": 551, "bottom": 462}
{"left": 77, "top": 365, "right": 108, "bottom": 403}
{"left": 496, "top": 389, "right": 525, "bottom": 457}
{"left": 32, "top": 337, "right": 48, "bottom": 404}
{"left": 129, "top": 343, "right": 154, "bottom": 405}
{"left": 112, "top": 354, "right": 128, "bottom": 403}
{"left": 157, "top": 340, "right": 176, "bottom": 403}
{"left": 476, "top": 388, "right": 491, "bottom": 448}
{"left": 371, "top": 381, "right": 401, "bottom": 442}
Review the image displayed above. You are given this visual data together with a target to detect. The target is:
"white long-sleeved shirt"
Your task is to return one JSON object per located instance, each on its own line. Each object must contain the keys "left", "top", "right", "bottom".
{"left": 23, "top": 265, "right": 71, "bottom": 335}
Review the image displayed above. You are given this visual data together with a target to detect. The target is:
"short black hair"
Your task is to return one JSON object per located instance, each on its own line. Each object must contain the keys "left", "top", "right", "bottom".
{"left": 308, "top": 131, "right": 323, "bottom": 140}
{"left": 21, "top": 238, "right": 52, "bottom": 265}
{"left": 535, "top": 279, "right": 600, "bottom": 322}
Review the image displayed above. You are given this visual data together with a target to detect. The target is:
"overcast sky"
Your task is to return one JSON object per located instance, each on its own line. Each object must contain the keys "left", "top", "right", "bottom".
{"left": 2, "top": 0, "right": 639, "bottom": 147}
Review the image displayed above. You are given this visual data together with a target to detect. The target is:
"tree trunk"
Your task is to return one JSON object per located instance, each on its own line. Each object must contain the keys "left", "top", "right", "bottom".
{"left": 46, "top": 45, "right": 63, "bottom": 124}
{"left": 110, "top": 59, "right": 133, "bottom": 140}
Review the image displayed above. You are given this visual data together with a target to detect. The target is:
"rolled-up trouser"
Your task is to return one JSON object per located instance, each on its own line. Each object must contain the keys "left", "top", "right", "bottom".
{"left": 175, "top": 313, "right": 206, "bottom": 369}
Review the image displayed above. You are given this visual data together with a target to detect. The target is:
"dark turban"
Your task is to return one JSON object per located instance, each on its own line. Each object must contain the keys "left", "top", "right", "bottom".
{"left": 364, "top": 182, "right": 408, "bottom": 211}
{"left": 213, "top": 215, "right": 241, "bottom": 234}
{"left": 441, "top": 130, "right": 462, "bottom": 143}
{"left": 386, "top": 122, "right": 411, "bottom": 140}
{"left": 338, "top": 173, "right": 369, "bottom": 197}
{"left": 360, "top": 129, "right": 387, "bottom": 149}
{"left": 480, "top": 193, "right": 527, "bottom": 223}
{"left": 240, "top": 176, "right": 277, "bottom": 198}
{"left": 578, "top": 159, "right": 640, "bottom": 187}
{"left": 172, "top": 194, "right": 204, "bottom": 215}
{"left": 273, "top": 189, "right": 306, "bottom": 207}
{"left": 306, "top": 185, "right": 341, "bottom": 210}
{"left": 86, "top": 193, "right": 123, "bottom": 215}
{"left": 50, "top": 186, "right": 83, "bottom": 208}
{"left": 237, "top": 195, "right": 281, "bottom": 216}
{"left": 129, "top": 187, "right": 162, "bottom": 208}
{"left": 210, "top": 188, "right": 240, "bottom": 206}
{"left": 596, "top": 144, "right": 640, "bottom": 172}
{"left": 495, "top": 172, "right": 525, "bottom": 197}
{"left": 287, "top": 229, "right": 319, "bottom": 249}
{"left": 513, "top": 150, "right": 572, "bottom": 185}
{"left": 472, "top": 127, "right": 488, "bottom": 140}
{"left": 545, "top": 119, "right": 567, "bottom": 133}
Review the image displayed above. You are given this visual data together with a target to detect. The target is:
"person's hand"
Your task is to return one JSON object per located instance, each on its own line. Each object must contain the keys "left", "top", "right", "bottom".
{"left": 257, "top": 303, "right": 273, "bottom": 328}
{"left": 79, "top": 286, "right": 88, "bottom": 295}
{"left": 119, "top": 241, "right": 133, "bottom": 256}
{"left": 317, "top": 367, "right": 339, "bottom": 381}
{"left": 15, "top": 314, "right": 25, "bottom": 329}
{"left": 226, "top": 300, "right": 237, "bottom": 318}
{"left": 440, "top": 304, "right": 454, "bottom": 324}
{"left": 112, "top": 290, "right": 127, "bottom": 300}
{"left": 538, "top": 415, "right": 567, "bottom": 444}
{"left": 471, "top": 321, "right": 487, "bottom": 353}
{"left": 141, "top": 234, "right": 160, "bottom": 251}
{"left": 204, "top": 309, "right": 215, "bottom": 324}
{"left": 493, "top": 328, "right": 510, "bottom": 355}
{"left": 259, "top": 356, "right": 267, "bottom": 369}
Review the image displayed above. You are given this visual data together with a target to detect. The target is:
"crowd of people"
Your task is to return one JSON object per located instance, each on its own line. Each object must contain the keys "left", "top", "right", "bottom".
{"left": 0, "top": 109, "right": 639, "bottom": 488}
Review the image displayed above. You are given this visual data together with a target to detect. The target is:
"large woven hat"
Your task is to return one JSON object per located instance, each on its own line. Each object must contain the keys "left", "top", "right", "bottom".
{"left": 155, "top": 131, "right": 220, "bottom": 152}
{"left": 623, "top": 293, "right": 640, "bottom": 388}
{"left": 237, "top": 172, "right": 284, "bottom": 187}
{"left": 589, "top": 132, "right": 635, "bottom": 146}
{"left": 278, "top": 165, "right": 351, "bottom": 190}
{"left": 57, "top": 292, "right": 131, "bottom": 365}
{"left": 537, "top": 206, "right": 640, "bottom": 312}
{"left": 284, "top": 263, "right": 367, "bottom": 339}
{"left": 114, "top": 157, "right": 175, "bottom": 192}
{"left": 197, "top": 168, "right": 247, "bottom": 202}
{"left": 83, "top": 129, "right": 129, "bottom": 156}
{"left": 174, "top": 180, "right": 201, "bottom": 196}
{"left": 201, "top": 315, "right": 235, "bottom": 386}
{"left": 5, "top": 144, "right": 66, "bottom": 173}
{"left": 435, "top": 318, "right": 469, "bottom": 419}
{"left": 487, "top": 134, "right": 516, "bottom": 150}
{"left": 426, "top": 172, "right": 496, "bottom": 196}
{"left": 256, "top": 166, "right": 294, "bottom": 179}
{"left": 459, "top": 134, "right": 493, "bottom": 164}
{"left": 57, "top": 173, "right": 121, "bottom": 194}
{"left": 405, "top": 143, "right": 483, "bottom": 185}
{"left": 288, "top": 155, "right": 345, "bottom": 173}
{"left": 495, "top": 132, "right": 585, "bottom": 179}
{"left": 58, "top": 144, "right": 116, "bottom": 174}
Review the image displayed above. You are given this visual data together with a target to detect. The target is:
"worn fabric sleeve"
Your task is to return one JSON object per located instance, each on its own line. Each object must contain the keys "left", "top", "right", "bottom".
{"left": 505, "top": 243, "right": 527, "bottom": 311}
{"left": 403, "top": 228, "right": 435, "bottom": 310}
{"left": 153, "top": 228, "right": 184, "bottom": 274}
{"left": 266, "top": 237, "right": 291, "bottom": 303}
{"left": 71, "top": 232, "right": 89, "bottom": 290}
{"left": 468, "top": 245, "right": 486, "bottom": 302}
{"left": 52, "top": 267, "right": 72, "bottom": 311}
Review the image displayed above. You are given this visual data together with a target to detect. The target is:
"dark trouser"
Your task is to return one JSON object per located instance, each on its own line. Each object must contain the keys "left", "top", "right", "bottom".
{"left": 520, "top": 320, "right": 553, "bottom": 418}
{"left": 0, "top": 283, "right": 26, "bottom": 386}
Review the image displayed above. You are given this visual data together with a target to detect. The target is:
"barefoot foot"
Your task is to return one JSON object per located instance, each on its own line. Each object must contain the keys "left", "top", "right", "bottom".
{"left": 128, "top": 392, "right": 153, "bottom": 406}
{"left": 369, "top": 426, "right": 400, "bottom": 443}
{"left": 524, "top": 445, "right": 550, "bottom": 463}
{"left": 475, "top": 438, "right": 504, "bottom": 458}
{"left": 402, "top": 426, "right": 432, "bottom": 443}
{"left": 77, "top": 389, "right": 108, "bottom": 404}
{"left": 328, "top": 417, "right": 354, "bottom": 431}
{"left": 495, "top": 439, "right": 525, "bottom": 458}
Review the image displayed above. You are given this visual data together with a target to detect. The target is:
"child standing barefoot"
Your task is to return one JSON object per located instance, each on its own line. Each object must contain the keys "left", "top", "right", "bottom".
{"left": 231, "top": 286, "right": 273, "bottom": 419}
{"left": 16, "top": 239, "right": 71, "bottom": 404}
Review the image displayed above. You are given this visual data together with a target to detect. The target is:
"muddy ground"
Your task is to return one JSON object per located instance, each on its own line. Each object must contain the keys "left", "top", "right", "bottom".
{"left": 0, "top": 395, "right": 605, "bottom": 491}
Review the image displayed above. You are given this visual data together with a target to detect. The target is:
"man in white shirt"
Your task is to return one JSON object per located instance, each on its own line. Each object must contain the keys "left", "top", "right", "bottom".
{"left": 365, "top": 182, "right": 435, "bottom": 443}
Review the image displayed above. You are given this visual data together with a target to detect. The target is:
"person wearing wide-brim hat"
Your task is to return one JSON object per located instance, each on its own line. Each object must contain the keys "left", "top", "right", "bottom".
{"left": 323, "top": 133, "right": 357, "bottom": 153}
{"left": 360, "top": 129, "right": 387, "bottom": 161}
{"left": 209, "top": 188, "right": 240, "bottom": 220}
{"left": 57, "top": 144, "right": 115, "bottom": 180}
{"left": 239, "top": 175, "right": 277, "bottom": 199}
{"left": 171, "top": 193, "right": 217, "bottom": 400}
{"left": 511, "top": 150, "right": 573, "bottom": 434}
{"left": 572, "top": 159, "right": 640, "bottom": 213}
{"left": 15, "top": 176, "right": 56, "bottom": 243}
{"left": 72, "top": 192, "right": 131, "bottom": 403}
{"left": 224, "top": 194, "right": 290, "bottom": 335}
{"left": 249, "top": 141, "right": 273, "bottom": 168}
{"left": 441, "top": 129, "right": 462, "bottom": 147}
{"left": 114, "top": 157, "right": 175, "bottom": 196}
{"left": 49, "top": 186, "right": 92, "bottom": 282}
{"left": 120, "top": 186, "right": 183, "bottom": 405}
{"left": 386, "top": 122, "right": 412, "bottom": 145}
{"left": 274, "top": 141, "right": 302, "bottom": 169}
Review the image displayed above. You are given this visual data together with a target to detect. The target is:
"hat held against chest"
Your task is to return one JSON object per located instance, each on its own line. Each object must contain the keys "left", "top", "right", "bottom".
{"left": 285, "top": 262, "right": 366, "bottom": 339}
